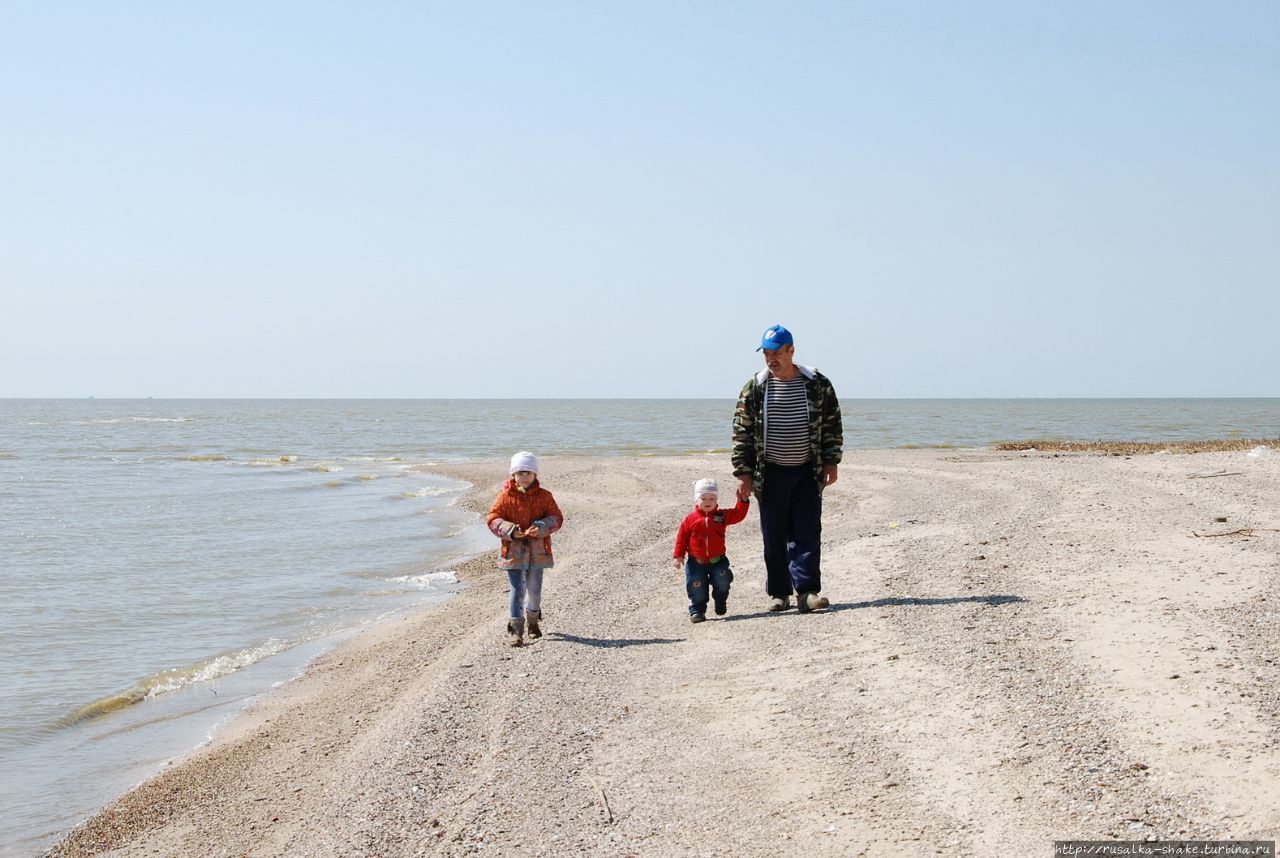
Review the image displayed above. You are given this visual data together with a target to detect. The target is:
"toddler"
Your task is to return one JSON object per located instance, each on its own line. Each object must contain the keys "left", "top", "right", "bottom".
{"left": 672, "top": 478, "right": 749, "bottom": 623}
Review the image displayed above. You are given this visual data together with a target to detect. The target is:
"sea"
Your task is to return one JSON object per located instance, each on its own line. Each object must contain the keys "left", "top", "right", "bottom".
{"left": 2, "top": 397, "right": 1278, "bottom": 855}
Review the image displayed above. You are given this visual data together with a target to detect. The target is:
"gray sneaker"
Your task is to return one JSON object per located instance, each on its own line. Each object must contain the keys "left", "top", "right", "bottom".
{"left": 796, "top": 592, "right": 830, "bottom": 613}
{"left": 767, "top": 596, "right": 791, "bottom": 612}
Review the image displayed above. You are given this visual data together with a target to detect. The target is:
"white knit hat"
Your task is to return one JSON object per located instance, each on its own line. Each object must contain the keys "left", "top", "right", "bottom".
{"left": 509, "top": 451, "right": 539, "bottom": 475}
{"left": 693, "top": 478, "right": 719, "bottom": 502}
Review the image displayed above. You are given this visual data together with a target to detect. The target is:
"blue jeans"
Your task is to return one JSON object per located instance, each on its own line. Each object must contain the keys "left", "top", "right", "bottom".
{"left": 507, "top": 567, "right": 545, "bottom": 617}
{"left": 685, "top": 557, "right": 733, "bottom": 615}
{"left": 759, "top": 462, "right": 823, "bottom": 597}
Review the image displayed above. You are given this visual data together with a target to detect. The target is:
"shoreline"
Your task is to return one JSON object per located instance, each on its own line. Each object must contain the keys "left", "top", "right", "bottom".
{"left": 47, "top": 449, "right": 1280, "bottom": 856}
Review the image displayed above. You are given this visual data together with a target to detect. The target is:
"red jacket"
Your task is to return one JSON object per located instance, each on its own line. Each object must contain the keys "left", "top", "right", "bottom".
{"left": 673, "top": 500, "right": 750, "bottom": 563}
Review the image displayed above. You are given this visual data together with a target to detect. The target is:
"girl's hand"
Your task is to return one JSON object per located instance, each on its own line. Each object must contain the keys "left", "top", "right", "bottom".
{"left": 524, "top": 524, "right": 541, "bottom": 538}
{"left": 672, "top": 557, "right": 684, "bottom": 570}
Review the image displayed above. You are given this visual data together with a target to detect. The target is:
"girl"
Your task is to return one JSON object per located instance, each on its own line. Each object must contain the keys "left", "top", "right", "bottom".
{"left": 486, "top": 451, "right": 564, "bottom": 647}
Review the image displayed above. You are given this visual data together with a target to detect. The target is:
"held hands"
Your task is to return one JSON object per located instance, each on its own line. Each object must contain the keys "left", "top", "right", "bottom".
{"left": 736, "top": 469, "right": 835, "bottom": 496}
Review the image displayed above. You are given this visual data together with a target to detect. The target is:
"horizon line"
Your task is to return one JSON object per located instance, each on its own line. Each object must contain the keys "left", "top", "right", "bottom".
{"left": 6, "top": 395, "right": 1280, "bottom": 402}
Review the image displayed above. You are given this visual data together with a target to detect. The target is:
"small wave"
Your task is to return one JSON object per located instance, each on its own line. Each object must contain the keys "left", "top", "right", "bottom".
{"left": 442, "top": 521, "right": 481, "bottom": 538}
{"left": 355, "top": 474, "right": 380, "bottom": 481}
{"left": 325, "top": 480, "right": 344, "bottom": 488}
{"left": 73, "top": 417, "right": 194, "bottom": 425}
{"left": 387, "top": 570, "right": 460, "bottom": 588}
{"left": 244, "top": 456, "right": 299, "bottom": 467}
{"left": 94, "top": 696, "right": 232, "bottom": 741}
{"left": 182, "top": 454, "right": 228, "bottom": 462}
{"left": 0, "top": 452, "right": 15, "bottom": 460}
{"left": 394, "top": 486, "right": 454, "bottom": 500}
{"left": 56, "top": 640, "right": 290, "bottom": 728}
{"left": 56, "top": 691, "right": 144, "bottom": 725}
{"left": 305, "top": 464, "right": 344, "bottom": 473}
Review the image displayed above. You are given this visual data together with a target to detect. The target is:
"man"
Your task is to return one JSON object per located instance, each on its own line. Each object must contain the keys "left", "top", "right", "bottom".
{"left": 732, "top": 324, "right": 843, "bottom": 613}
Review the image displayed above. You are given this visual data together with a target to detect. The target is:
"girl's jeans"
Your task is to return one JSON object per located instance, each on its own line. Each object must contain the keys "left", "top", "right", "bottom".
{"left": 684, "top": 557, "right": 733, "bottom": 615}
{"left": 507, "top": 567, "right": 544, "bottom": 618}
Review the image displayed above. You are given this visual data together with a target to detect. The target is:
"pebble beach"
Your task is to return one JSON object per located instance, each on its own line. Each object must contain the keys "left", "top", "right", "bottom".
{"left": 47, "top": 448, "right": 1280, "bottom": 856}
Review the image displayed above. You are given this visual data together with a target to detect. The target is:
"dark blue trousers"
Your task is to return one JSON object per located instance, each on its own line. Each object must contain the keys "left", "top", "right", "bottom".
{"left": 684, "top": 556, "right": 733, "bottom": 615}
{"left": 759, "top": 462, "right": 822, "bottom": 597}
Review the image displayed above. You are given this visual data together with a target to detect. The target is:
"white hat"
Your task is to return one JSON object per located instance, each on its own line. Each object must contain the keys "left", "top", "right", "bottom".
{"left": 693, "top": 478, "right": 719, "bottom": 502}
{"left": 509, "top": 451, "right": 539, "bottom": 475}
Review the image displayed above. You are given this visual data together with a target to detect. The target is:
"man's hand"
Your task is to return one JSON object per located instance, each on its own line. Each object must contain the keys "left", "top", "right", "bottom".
{"left": 821, "top": 464, "right": 839, "bottom": 487}
{"left": 736, "top": 475, "right": 753, "bottom": 501}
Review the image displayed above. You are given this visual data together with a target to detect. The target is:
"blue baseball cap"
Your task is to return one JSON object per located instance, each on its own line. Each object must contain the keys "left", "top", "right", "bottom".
{"left": 756, "top": 324, "right": 794, "bottom": 351}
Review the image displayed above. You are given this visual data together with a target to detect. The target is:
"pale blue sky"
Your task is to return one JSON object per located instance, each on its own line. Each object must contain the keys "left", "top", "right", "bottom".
{"left": 2, "top": 2, "right": 1276, "bottom": 398}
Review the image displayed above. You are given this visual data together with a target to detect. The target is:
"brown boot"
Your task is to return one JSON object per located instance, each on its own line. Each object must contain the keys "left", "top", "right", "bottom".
{"left": 526, "top": 610, "right": 542, "bottom": 639}
{"left": 506, "top": 618, "right": 525, "bottom": 647}
{"left": 796, "top": 592, "right": 830, "bottom": 613}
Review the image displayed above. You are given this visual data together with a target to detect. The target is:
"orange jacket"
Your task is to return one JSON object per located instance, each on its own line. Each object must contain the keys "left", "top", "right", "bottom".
{"left": 486, "top": 480, "right": 564, "bottom": 570}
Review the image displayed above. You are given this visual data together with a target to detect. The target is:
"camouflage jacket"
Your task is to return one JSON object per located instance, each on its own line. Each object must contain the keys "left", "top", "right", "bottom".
{"left": 732, "top": 365, "right": 843, "bottom": 496}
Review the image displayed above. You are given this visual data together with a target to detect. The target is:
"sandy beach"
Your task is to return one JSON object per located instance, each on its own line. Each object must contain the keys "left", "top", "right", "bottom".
{"left": 48, "top": 448, "right": 1280, "bottom": 857}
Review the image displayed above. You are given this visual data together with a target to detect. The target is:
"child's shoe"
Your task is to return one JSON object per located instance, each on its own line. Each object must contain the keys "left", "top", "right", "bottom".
{"left": 767, "top": 596, "right": 791, "bottom": 612}
{"left": 713, "top": 599, "right": 727, "bottom": 616}
{"left": 526, "top": 610, "right": 542, "bottom": 639}
{"left": 690, "top": 612, "right": 706, "bottom": 624}
{"left": 506, "top": 618, "right": 525, "bottom": 647}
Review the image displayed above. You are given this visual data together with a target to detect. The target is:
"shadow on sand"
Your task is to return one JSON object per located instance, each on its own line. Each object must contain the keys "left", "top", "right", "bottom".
{"left": 834, "top": 594, "right": 1026, "bottom": 611}
{"left": 546, "top": 632, "right": 683, "bottom": 649}
{"left": 722, "top": 593, "right": 1026, "bottom": 621}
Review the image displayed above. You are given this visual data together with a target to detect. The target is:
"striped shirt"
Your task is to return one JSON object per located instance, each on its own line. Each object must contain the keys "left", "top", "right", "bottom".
{"left": 764, "top": 375, "right": 811, "bottom": 466}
